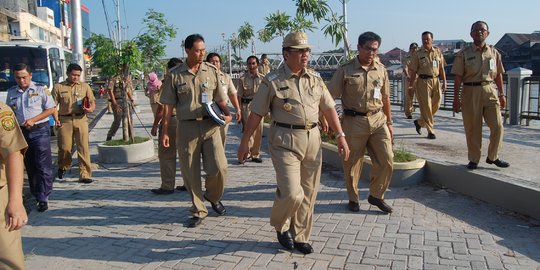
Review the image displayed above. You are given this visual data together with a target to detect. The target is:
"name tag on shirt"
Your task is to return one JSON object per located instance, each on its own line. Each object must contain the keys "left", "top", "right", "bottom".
{"left": 489, "top": 59, "right": 496, "bottom": 70}
{"left": 374, "top": 88, "right": 382, "bottom": 100}
{"left": 432, "top": 60, "right": 438, "bottom": 68}
{"left": 202, "top": 92, "right": 209, "bottom": 103}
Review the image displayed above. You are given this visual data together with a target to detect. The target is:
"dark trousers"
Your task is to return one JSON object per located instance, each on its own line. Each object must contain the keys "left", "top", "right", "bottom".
{"left": 22, "top": 124, "right": 54, "bottom": 203}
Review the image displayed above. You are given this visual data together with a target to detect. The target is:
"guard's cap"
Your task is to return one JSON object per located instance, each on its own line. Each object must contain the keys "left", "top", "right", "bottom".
{"left": 282, "top": 32, "right": 311, "bottom": 49}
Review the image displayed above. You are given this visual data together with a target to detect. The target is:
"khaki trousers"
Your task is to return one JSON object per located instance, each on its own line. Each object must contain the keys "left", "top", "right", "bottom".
{"left": 0, "top": 186, "right": 25, "bottom": 270}
{"left": 404, "top": 79, "right": 416, "bottom": 117}
{"left": 461, "top": 85, "right": 503, "bottom": 163}
{"left": 268, "top": 126, "right": 321, "bottom": 243}
{"left": 342, "top": 112, "right": 393, "bottom": 202}
{"left": 158, "top": 118, "right": 178, "bottom": 190}
{"left": 220, "top": 123, "right": 229, "bottom": 146}
{"left": 241, "top": 103, "right": 263, "bottom": 158}
{"left": 58, "top": 115, "right": 92, "bottom": 179}
{"left": 415, "top": 78, "right": 441, "bottom": 134}
{"left": 177, "top": 119, "right": 227, "bottom": 218}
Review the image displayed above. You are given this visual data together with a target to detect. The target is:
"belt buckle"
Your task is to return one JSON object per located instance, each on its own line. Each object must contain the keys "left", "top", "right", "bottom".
{"left": 481, "top": 81, "right": 490, "bottom": 86}
{"left": 305, "top": 123, "right": 311, "bottom": 130}
{"left": 196, "top": 117, "right": 203, "bottom": 121}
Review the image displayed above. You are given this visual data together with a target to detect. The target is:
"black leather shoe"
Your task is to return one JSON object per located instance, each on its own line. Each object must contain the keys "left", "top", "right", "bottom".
{"left": 57, "top": 169, "right": 65, "bottom": 179}
{"left": 368, "top": 195, "right": 393, "bottom": 213}
{"left": 176, "top": 185, "right": 187, "bottom": 191}
{"left": 347, "top": 201, "right": 359, "bottom": 212}
{"left": 294, "top": 242, "right": 314, "bottom": 254}
{"left": 151, "top": 188, "right": 174, "bottom": 195}
{"left": 251, "top": 157, "right": 263, "bottom": 163}
{"left": 427, "top": 133, "right": 436, "bottom": 139}
{"left": 187, "top": 216, "right": 204, "bottom": 228}
{"left": 276, "top": 231, "right": 294, "bottom": 250}
{"left": 414, "top": 120, "right": 421, "bottom": 135}
{"left": 466, "top": 161, "right": 478, "bottom": 170}
{"left": 406, "top": 115, "right": 412, "bottom": 119}
{"left": 79, "top": 178, "right": 93, "bottom": 184}
{"left": 37, "top": 201, "right": 48, "bottom": 212}
{"left": 486, "top": 158, "right": 510, "bottom": 168}
{"left": 204, "top": 194, "right": 226, "bottom": 215}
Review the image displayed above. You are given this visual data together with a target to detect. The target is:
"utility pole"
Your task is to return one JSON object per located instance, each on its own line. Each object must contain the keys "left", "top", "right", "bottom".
{"left": 70, "top": 0, "right": 84, "bottom": 79}
{"left": 227, "top": 36, "right": 232, "bottom": 76}
{"left": 341, "top": 0, "right": 349, "bottom": 59}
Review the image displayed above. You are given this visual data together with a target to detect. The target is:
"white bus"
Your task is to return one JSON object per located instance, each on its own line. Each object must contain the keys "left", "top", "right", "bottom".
{"left": 0, "top": 41, "right": 73, "bottom": 102}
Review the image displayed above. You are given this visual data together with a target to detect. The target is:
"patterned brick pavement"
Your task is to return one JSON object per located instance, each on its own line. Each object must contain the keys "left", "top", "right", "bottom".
{"left": 22, "top": 102, "right": 540, "bottom": 269}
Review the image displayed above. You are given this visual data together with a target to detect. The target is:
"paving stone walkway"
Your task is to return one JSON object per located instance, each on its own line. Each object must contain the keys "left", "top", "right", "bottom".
{"left": 22, "top": 101, "right": 540, "bottom": 269}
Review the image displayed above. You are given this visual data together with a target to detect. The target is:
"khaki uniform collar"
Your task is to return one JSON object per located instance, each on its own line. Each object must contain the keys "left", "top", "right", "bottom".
{"left": 283, "top": 64, "right": 311, "bottom": 79}
{"left": 473, "top": 43, "right": 488, "bottom": 52}
{"left": 354, "top": 57, "right": 380, "bottom": 71}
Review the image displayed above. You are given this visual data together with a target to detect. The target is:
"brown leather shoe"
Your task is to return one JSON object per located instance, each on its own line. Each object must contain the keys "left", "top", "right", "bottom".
{"left": 368, "top": 195, "right": 393, "bottom": 213}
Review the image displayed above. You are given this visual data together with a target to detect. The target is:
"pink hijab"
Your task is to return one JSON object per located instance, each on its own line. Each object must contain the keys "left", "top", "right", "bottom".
{"left": 147, "top": 72, "right": 162, "bottom": 93}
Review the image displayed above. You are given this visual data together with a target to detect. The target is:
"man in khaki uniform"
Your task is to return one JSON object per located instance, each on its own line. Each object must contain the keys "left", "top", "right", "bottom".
{"left": 329, "top": 31, "right": 395, "bottom": 214}
{"left": 258, "top": 54, "right": 272, "bottom": 75}
{"left": 403, "top": 42, "right": 418, "bottom": 119}
{"left": 237, "top": 56, "right": 264, "bottom": 163}
{"left": 106, "top": 74, "right": 134, "bottom": 141}
{"left": 206, "top": 53, "right": 241, "bottom": 146}
{"left": 160, "top": 34, "right": 232, "bottom": 228}
{"left": 52, "top": 63, "right": 96, "bottom": 183}
{"left": 452, "top": 21, "right": 509, "bottom": 170}
{"left": 150, "top": 58, "right": 185, "bottom": 194}
{"left": 409, "top": 31, "right": 447, "bottom": 139}
{"left": 238, "top": 32, "right": 349, "bottom": 254}
{"left": 0, "top": 102, "right": 28, "bottom": 270}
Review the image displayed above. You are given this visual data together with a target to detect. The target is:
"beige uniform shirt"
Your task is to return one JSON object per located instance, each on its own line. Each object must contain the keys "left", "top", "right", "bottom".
{"left": 237, "top": 71, "right": 263, "bottom": 99}
{"left": 250, "top": 65, "right": 335, "bottom": 125}
{"left": 219, "top": 71, "right": 237, "bottom": 99}
{"left": 107, "top": 76, "right": 133, "bottom": 100}
{"left": 159, "top": 62, "right": 227, "bottom": 121}
{"left": 328, "top": 58, "right": 390, "bottom": 113}
{"left": 410, "top": 46, "right": 445, "bottom": 77}
{"left": 52, "top": 81, "right": 96, "bottom": 115}
{"left": 0, "top": 103, "right": 28, "bottom": 187}
{"left": 258, "top": 61, "right": 272, "bottom": 76}
{"left": 451, "top": 44, "right": 504, "bottom": 82}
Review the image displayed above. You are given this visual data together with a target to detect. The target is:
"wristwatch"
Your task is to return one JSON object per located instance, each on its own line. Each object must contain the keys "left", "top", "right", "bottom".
{"left": 336, "top": 132, "right": 346, "bottom": 139}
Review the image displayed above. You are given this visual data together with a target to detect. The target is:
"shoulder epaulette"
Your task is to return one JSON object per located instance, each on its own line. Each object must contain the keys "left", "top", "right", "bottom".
{"left": 307, "top": 69, "right": 321, "bottom": 78}
{"left": 266, "top": 71, "right": 279, "bottom": 82}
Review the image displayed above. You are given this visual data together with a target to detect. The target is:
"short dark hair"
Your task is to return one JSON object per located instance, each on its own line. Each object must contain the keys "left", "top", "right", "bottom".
{"left": 14, "top": 63, "right": 31, "bottom": 73}
{"left": 67, "top": 63, "right": 83, "bottom": 73}
{"left": 409, "top": 42, "right": 418, "bottom": 49}
{"left": 357, "top": 32, "right": 381, "bottom": 47}
{"left": 184, "top": 34, "right": 204, "bottom": 49}
{"left": 422, "top": 31, "right": 433, "bottom": 39}
{"left": 261, "top": 54, "right": 268, "bottom": 59}
{"left": 167, "top": 57, "right": 183, "bottom": 69}
{"left": 246, "top": 55, "right": 259, "bottom": 64}
{"left": 206, "top": 53, "right": 221, "bottom": 63}
{"left": 471, "top": 21, "right": 489, "bottom": 32}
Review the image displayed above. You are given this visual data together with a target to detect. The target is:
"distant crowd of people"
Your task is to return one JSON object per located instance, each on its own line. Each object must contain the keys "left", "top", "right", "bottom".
{"left": 1, "top": 20, "right": 510, "bottom": 268}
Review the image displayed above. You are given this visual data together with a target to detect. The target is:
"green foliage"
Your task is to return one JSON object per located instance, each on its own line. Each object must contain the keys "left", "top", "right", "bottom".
{"left": 322, "top": 12, "right": 351, "bottom": 56}
{"left": 260, "top": 10, "right": 291, "bottom": 42}
{"left": 85, "top": 34, "right": 118, "bottom": 77}
{"left": 290, "top": 13, "right": 317, "bottom": 32}
{"left": 135, "top": 9, "right": 177, "bottom": 73}
{"left": 103, "top": 136, "right": 150, "bottom": 146}
{"left": 393, "top": 146, "right": 417, "bottom": 163}
{"left": 294, "top": 0, "right": 330, "bottom": 23}
{"left": 237, "top": 22, "right": 255, "bottom": 50}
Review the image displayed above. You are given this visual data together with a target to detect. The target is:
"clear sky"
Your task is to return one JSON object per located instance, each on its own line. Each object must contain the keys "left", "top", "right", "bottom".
{"left": 82, "top": 0, "right": 540, "bottom": 58}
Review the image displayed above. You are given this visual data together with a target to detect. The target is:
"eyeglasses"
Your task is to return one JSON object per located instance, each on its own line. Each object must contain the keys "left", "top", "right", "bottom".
{"left": 472, "top": 28, "right": 488, "bottom": 33}
{"left": 287, "top": 48, "right": 311, "bottom": 54}
{"left": 361, "top": 46, "right": 378, "bottom": 54}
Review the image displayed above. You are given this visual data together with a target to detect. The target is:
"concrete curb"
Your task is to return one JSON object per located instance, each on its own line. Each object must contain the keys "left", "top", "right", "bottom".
{"left": 97, "top": 138, "right": 155, "bottom": 163}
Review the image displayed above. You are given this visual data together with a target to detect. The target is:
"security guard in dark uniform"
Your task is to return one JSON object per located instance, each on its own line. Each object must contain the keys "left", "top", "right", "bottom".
{"left": 52, "top": 63, "right": 96, "bottom": 183}
{"left": 329, "top": 32, "right": 395, "bottom": 214}
{"left": 238, "top": 32, "right": 349, "bottom": 254}
{"left": 7, "top": 63, "right": 55, "bottom": 212}
{"left": 160, "top": 34, "right": 232, "bottom": 228}
{"left": 0, "top": 102, "right": 28, "bottom": 270}
{"left": 452, "top": 21, "right": 509, "bottom": 170}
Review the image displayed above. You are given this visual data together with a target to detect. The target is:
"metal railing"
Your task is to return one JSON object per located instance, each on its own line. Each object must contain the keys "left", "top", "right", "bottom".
{"left": 521, "top": 76, "right": 540, "bottom": 125}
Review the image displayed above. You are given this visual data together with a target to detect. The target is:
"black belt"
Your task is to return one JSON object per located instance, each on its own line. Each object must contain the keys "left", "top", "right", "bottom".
{"left": 241, "top": 97, "right": 253, "bottom": 104}
{"left": 343, "top": 109, "right": 381, "bottom": 117}
{"left": 463, "top": 81, "right": 492, "bottom": 86}
{"left": 184, "top": 116, "right": 209, "bottom": 121}
{"left": 273, "top": 121, "right": 317, "bottom": 130}
{"left": 419, "top": 74, "right": 436, "bottom": 79}
{"left": 60, "top": 113, "right": 84, "bottom": 117}
{"left": 21, "top": 121, "right": 49, "bottom": 130}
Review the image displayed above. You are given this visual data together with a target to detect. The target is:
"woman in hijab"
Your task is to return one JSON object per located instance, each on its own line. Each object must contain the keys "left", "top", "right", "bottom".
{"left": 146, "top": 72, "right": 162, "bottom": 116}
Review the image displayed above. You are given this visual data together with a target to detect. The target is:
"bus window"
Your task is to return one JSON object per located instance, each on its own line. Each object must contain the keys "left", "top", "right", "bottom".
{"left": 0, "top": 46, "right": 49, "bottom": 91}
{"left": 50, "top": 48, "right": 63, "bottom": 83}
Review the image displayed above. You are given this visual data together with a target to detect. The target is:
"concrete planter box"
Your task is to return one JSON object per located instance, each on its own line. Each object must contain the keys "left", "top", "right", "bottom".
{"left": 322, "top": 142, "right": 426, "bottom": 187}
{"left": 97, "top": 138, "right": 155, "bottom": 164}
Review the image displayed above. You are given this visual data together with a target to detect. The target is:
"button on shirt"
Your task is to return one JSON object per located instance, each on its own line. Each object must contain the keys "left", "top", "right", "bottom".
{"left": 451, "top": 44, "right": 504, "bottom": 83}
{"left": 328, "top": 58, "right": 390, "bottom": 113}
{"left": 6, "top": 82, "right": 55, "bottom": 126}
{"left": 238, "top": 72, "right": 263, "bottom": 99}
{"left": 250, "top": 65, "right": 335, "bottom": 125}
{"left": 52, "top": 81, "right": 95, "bottom": 116}
{"left": 410, "top": 46, "right": 445, "bottom": 77}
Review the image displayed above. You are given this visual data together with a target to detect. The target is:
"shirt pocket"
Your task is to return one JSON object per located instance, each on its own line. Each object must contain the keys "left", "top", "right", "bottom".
{"left": 175, "top": 83, "right": 192, "bottom": 103}
{"left": 345, "top": 75, "right": 362, "bottom": 93}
